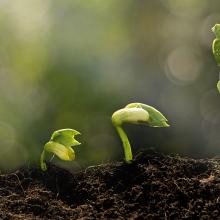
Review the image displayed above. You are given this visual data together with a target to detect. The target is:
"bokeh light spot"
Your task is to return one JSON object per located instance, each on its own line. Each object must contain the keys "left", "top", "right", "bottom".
{"left": 165, "top": 46, "right": 202, "bottom": 85}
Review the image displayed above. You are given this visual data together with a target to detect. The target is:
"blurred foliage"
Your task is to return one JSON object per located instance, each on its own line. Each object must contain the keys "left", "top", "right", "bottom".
{"left": 1, "top": 0, "right": 220, "bottom": 170}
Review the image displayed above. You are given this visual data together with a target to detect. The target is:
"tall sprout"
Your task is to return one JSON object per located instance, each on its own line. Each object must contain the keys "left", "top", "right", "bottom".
{"left": 212, "top": 24, "right": 220, "bottom": 92}
{"left": 112, "top": 103, "right": 169, "bottom": 163}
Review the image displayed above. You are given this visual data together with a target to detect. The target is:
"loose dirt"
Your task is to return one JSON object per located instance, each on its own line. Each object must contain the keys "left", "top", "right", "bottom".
{"left": 0, "top": 150, "right": 220, "bottom": 219}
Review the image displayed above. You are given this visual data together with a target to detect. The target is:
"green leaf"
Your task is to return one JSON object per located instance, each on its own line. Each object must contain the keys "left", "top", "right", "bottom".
{"left": 44, "top": 141, "right": 75, "bottom": 161}
{"left": 212, "top": 39, "right": 220, "bottom": 68}
{"left": 125, "top": 103, "right": 169, "bottom": 127}
{"left": 212, "top": 24, "right": 220, "bottom": 39}
{"left": 217, "top": 80, "right": 220, "bottom": 93}
{"left": 51, "top": 128, "right": 81, "bottom": 147}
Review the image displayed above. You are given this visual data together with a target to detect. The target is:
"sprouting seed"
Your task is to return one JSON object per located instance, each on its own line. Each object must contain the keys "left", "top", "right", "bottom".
{"left": 40, "top": 128, "right": 81, "bottom": 171}
{"left": 112, "top": 103, "right": 169, "bottom": 163}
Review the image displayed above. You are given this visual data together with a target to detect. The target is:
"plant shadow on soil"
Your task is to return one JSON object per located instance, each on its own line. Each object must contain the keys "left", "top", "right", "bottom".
{"left": 0, "top": 149, "right": 220, "bottom": 219}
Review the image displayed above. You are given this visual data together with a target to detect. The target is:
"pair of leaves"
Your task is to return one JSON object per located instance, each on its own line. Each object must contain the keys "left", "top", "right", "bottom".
{"left": 112, "top": 102, "right": 169, "bottom": 128}
{"left": 125, "top": 103, "right": 169, "bottom": 127}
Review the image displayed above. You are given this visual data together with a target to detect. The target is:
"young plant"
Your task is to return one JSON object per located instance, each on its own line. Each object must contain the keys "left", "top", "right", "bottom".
{"left": 212, "top": 24, "right": 220, "bottom": 92}
{"left": 112, "top": 103, "right": 169, "bottom": 163}
{"left": 40, "top": 128, "right": 81, "bottom": 171}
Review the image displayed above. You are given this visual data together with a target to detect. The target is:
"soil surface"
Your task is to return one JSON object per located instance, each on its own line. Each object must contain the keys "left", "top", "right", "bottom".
{"left": 0, "top": 149, "right": 220, "bottom": 219}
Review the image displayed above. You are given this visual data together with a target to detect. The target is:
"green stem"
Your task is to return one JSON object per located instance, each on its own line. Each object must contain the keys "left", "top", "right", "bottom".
{"left": 115, "top": 125, "right": 133, "bottom": 162}
{"left": 40, "top": 150, "right": 47, "bottom": 171}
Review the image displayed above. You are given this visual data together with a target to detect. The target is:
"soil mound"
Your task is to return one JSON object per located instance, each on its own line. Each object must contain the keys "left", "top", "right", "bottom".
{"left": 0, "top": 150, "right": 219, "bottom": 219}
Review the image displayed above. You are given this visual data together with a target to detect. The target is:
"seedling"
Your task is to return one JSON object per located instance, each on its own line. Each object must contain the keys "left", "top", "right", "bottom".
{"left": 112, "top": 103, "right": 169, "bottom": 163}
{"left": 212, "top": 24, "right": 220, "bottom": 92}
{"left": 40, "top": 128, "right": 81, "bottom": 171}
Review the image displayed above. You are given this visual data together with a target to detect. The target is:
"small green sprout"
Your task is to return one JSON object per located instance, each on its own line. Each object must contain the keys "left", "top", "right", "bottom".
{"left": 112, "top": 103, "right": 169, "bottom": 163}
{"left": 212, "top": 24, "right": 220, "bottom": 92}
{"left": 40, "top": 128, "right": 81, "bottom": 171}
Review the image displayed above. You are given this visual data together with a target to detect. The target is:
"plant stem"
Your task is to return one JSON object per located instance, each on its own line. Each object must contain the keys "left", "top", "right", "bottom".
{"left": 40, "top": 150, "right": 47, "bottom": 171}
{"left": 115, "top": 126, "right": 133, "bottom": 162}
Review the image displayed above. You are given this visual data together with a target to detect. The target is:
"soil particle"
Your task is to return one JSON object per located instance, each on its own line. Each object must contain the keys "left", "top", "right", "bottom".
{"left": 0, "top": 149, "right": 220, "bottom": 219}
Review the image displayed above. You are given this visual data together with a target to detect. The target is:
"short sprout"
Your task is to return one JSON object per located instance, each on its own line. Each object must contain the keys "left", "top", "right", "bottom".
{"left": 40, "top": 128, "right": 81, "bottom": 171}
{"left": 112, "top": 103, "right": 169, "bottom": 163}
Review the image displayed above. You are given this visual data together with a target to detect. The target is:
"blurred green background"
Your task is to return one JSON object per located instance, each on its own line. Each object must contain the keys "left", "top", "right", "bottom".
{"left": 1, "top": 0, "right": 220, "bottom": 170}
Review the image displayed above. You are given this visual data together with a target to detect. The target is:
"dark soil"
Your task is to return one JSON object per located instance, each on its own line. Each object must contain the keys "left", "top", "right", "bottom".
{"left": 0, "top": 150, "right": 220, "bottom": 219}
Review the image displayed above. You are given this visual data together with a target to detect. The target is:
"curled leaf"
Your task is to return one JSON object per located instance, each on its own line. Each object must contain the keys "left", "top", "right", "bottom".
{"left": 44, "top": 141, "right": 75, "bottom": 161}
{"left": 51, "top": 129, "right": 81, "bottom": 147}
